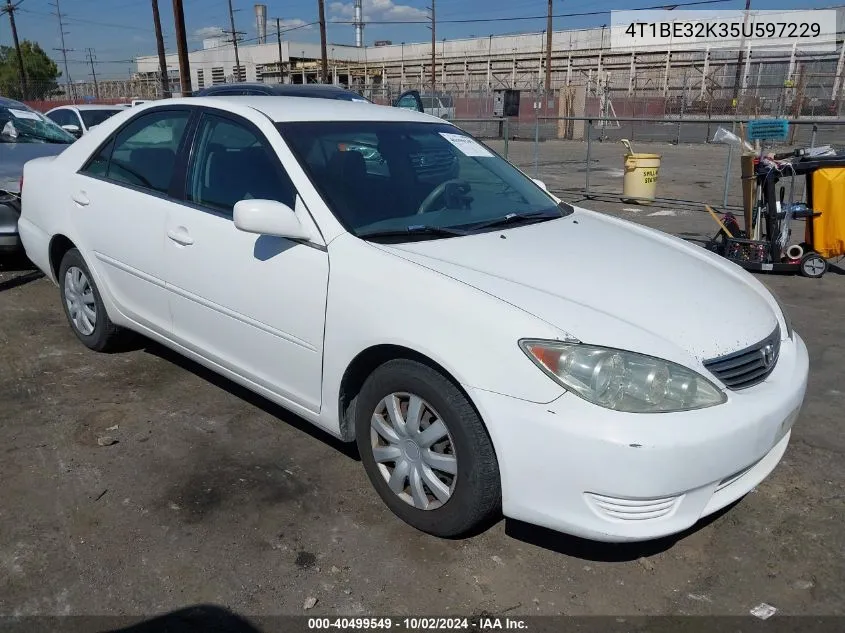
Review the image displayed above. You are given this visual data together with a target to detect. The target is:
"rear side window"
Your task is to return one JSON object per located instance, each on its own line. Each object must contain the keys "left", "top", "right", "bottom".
{"left": 82, "top": 109, "right": 190, "bottom": 194}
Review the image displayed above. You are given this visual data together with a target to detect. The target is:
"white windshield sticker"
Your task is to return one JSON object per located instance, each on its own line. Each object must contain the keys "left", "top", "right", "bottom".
{"left": 9, "top": 109, "right": 41, "bottom": 121}
{"left": 439, "top": 132, "right": 493, "bottom": 157}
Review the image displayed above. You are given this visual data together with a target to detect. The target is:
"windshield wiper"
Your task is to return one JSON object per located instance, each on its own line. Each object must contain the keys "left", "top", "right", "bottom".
{"left": 467, "top": 210, "right": 563, "bottom": 232}
{"left": 357, "top": 224, "right": 468, "bottom": 241}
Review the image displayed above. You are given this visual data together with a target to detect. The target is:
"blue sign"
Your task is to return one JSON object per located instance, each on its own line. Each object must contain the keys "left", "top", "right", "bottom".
{"left": 747, "top": 118, "right": 789, "bottom": 141}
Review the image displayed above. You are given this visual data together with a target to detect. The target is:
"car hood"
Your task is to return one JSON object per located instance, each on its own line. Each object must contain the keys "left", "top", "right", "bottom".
{"left": 0, "top": 143, "right": 68, "bottom": 193}
{"left": 375, "top": 208, "right": 781, "bottom": 364}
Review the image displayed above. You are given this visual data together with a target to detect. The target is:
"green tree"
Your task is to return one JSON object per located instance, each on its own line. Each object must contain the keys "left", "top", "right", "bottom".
{"left": 0, "top": 40, "right": 62, "bottom": 101}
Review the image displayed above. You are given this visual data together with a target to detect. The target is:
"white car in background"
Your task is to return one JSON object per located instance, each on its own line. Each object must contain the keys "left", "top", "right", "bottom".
{"left": 44, "top": 105, "right": 124, "bottom": 138}
{"left": 18, "top": 97, "right": 808, "bottom": 542}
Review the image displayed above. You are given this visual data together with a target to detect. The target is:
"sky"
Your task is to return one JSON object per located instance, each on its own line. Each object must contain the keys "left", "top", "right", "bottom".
{"left": 0, "top": 0, "right": 838, "bottom": 80}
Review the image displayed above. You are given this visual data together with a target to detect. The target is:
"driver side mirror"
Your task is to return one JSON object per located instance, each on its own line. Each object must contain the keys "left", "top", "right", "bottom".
{"left": 62, "top": 124, "right": 82, "bottom": 137}
{"left": 233, "top": 199, "right": 311, "bottom": 240}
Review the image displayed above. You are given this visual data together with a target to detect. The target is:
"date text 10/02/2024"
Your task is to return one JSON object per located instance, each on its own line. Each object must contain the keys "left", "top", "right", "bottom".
{"left": 307, "top": 617, "right": 528, "bottom": 630}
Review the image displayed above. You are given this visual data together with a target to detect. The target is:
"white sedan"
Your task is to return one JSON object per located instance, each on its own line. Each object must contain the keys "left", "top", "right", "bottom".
{"left": 19, "top": 97, "right": 808, "bottom": 542}
{"left": 44, "top": 104, "right": 124, "bottom": 138}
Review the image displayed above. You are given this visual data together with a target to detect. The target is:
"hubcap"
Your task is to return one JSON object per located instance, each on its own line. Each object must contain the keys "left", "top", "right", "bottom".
{"left": 64, "top": 266, "right": 97, "bottom": 336}
{"left": 370, "top": 392, "right": 457, "bottom": 510}
{"left": 804, "top": 257, "right": 825, "bottom": 276}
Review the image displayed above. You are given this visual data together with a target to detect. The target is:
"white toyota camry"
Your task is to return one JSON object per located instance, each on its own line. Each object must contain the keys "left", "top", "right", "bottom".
{"left": 19, "top": 97, "right": 808, "bottom": 542}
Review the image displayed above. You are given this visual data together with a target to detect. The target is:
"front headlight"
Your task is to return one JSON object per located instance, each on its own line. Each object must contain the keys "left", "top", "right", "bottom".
{"left": 769, "top": 291, "right": 793, "bottom": 339}
{"left": 519, "top": 339, "right": 727, "bottom": 413}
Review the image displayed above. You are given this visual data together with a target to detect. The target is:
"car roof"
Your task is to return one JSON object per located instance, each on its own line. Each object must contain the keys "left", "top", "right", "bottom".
{"left": 49, "top": 104, "right": 124, "bottom": 111}
{"left": 158, "top": 96, "right": 443, "bottom": 124}
{"left": 0, "top": 97, "right": 30, "bottom": 110}
{"left": 198, "top": 83, "right": 365, "bottom": 97}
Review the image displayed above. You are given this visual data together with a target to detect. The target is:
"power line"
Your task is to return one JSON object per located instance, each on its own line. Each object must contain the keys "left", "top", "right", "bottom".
{"left": 48, "top": 0, "right": 75, "bottom": 102}
{"left": 17, "top": 6, "right": 155, "bottom": 32}
{"left": 328, "top": 0, "right": 737, "bottom": 25}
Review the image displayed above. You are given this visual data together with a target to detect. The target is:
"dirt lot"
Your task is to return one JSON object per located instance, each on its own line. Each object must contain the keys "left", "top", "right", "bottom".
{"left": 1, "top": 148, "right": 844, "bottom": 623}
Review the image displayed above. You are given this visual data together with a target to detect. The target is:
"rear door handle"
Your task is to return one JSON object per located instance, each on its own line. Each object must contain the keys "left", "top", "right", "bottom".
{"left": 71, "top": 192, "right": 90, "bottom": 207}
{"left": 167, "top": 228, "right": 194, "bottom": 246}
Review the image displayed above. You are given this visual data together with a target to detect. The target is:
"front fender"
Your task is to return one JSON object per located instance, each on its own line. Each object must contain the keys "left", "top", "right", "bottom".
{"left": 319, "top": 233, "right": 567, "bottom": 435}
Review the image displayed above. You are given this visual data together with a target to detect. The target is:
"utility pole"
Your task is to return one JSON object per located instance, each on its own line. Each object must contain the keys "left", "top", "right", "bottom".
{"left": 545, "top": 0, "right": 553, "bottom": 95}
{"left": 2, "top": 0, "right": 28, "bottom": 100}
{"left": 317, "top": 0, "right": 328, "bottom": 83}
{"left": 172, "top": 0, "right": 192, "bottom": 94}
{"left": 276, "top": 18, "right": 284, "bottom": 83}
{"left": 151, "top": 0, "right": 171, "bottom": 97}
{"left": 226, "top": 0, "right": 243, "bottom": 81}
{"left": 731, "top": 0, "right": 751, "bottom": 103}
{"left": 429, "top": 0, "right": 435, "bottom": 96}
{"left": 50, "top": 0, "right": 75, "bottom": 103}
{"left": 86, "top": 48, "right": 100, "bottom": 99}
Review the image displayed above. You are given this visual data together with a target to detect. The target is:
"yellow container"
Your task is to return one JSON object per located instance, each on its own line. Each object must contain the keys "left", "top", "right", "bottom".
{"left": 622, "top": 152, "right": 662, "bottom": 204}
{"left": 807, "top": 167, "right": 845, "bottom": 258}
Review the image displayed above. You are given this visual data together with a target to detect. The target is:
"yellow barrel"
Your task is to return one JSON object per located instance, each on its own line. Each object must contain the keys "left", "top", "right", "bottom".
{"left": 622, "top": 152, "right": 661, "bottom": 204}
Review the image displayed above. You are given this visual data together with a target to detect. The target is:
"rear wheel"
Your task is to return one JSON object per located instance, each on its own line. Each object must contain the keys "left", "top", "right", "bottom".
{"left": 355, "top": 359, "right": 501, "bottom": 537}
{"left": 58, "top": 248, "right": 127, "bottom": 352}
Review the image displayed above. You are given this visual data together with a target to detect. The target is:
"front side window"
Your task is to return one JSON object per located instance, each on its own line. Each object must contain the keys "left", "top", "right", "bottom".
{"left": 396, "top": 94, "right": 420, "bottom": 111}
{"left": 186, "top": 114, "right": 295, "bottom": 214}
{"left": 280, "top": 121, "right": 568, "bottom": 239}
{"left": 82, "top": 109, "right": 190, "bottom": 193}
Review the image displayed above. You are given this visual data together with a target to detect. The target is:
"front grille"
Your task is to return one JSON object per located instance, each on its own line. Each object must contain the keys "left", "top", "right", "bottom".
{"left": 703, "top": 327, "right": 781, "bottom": 390}
{"left": 585, "top": 493, "right": 681, "bottom": 521}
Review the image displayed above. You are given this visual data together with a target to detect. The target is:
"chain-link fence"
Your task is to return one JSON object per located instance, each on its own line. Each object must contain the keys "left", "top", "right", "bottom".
{"left": 16, "top": 79, "right": 165, "bottom": 110}
{"left": 514, "top": 117, "right": 845, "bottom": 212}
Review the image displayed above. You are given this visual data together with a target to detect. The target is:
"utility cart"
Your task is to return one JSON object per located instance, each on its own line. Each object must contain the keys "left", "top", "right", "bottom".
{"left": 717, "top": 156, "right": 845, "bottom": 278}
{"left": 708, "top": 121, "right": 845, "bottom": 278}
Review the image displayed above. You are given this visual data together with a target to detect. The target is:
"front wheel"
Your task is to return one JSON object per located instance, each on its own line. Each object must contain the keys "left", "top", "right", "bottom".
{"left": 355, "top": 359, "right": 501, "bottom": 537}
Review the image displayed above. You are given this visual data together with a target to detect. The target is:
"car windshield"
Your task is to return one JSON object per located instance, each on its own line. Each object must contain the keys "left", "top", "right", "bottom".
{"left": 279, "top": 121, "right": 569, "bottom": 241}
{"left": 80, "top": 109, "right": 121, "bottom": 128}
{"left": 0, "top": 105, "right": 75, "bottom": 144}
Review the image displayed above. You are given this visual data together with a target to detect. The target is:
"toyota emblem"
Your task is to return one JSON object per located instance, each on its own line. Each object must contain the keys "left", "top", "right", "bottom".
{"left": 761, "top": 343, "right": 775, "bottom": 368}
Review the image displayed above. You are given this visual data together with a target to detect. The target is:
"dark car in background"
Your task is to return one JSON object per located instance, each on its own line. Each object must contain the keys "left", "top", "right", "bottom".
{"left": 193, "top": 83, "right": 372, "bottom": 102}
{"left": 1, "top": 97, "right": 75, "bottom": 252}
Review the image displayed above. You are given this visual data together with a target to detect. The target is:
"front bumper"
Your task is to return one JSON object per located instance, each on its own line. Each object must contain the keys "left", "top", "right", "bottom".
{"left": 469, "top": 333, "right": 809, "bottom": 542}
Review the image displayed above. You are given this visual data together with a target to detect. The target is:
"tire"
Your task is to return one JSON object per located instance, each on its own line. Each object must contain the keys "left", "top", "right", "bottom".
{"left": 799, "top": 252, "right": 827, "bottom": 279}
{"left": 355, "top": 358, "right": 501, "bottom": 537}
{"left": 58, "top": 248, "right": 127, "bottom": 352}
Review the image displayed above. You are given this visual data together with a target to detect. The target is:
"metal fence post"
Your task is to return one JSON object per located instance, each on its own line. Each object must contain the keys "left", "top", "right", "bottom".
{"left": 533, "top": 114, "right": 540, "bottom": 178}
{"left": 676, "top": 69, "right": 688, "bottom": 145}
{"left": 503, "top": 118, "right": 509, "bottom": 160}
{"left": 585, "top": 119, "right": 593, "bottom": 196}
{"left": 810, "top": 123, "right": 817, "bottom": 149}
{"left": 722, "top": 120, "right": 737, "bottom": 209}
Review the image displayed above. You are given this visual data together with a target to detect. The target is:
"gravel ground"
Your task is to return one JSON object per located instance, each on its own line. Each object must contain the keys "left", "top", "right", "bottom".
{"left": 1, "top": 147, "right": 843, "bottom": 627}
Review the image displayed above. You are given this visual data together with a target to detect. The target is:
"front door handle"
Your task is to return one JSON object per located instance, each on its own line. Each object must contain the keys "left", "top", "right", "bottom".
{"left": 71, "top": 191, "right": 90, "bottom": 207}
{"left": 167, "top": 228, "right": 194, "bottom": 246}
